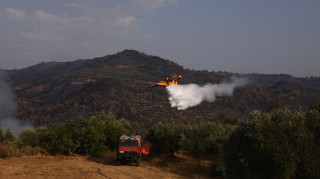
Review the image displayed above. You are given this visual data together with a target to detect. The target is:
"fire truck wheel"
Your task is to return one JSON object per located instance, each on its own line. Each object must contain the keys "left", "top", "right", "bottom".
{"left": 116, "top": 159, "right": 121, "bottom": 166}
{"left": 136, "top": 158, "right": 140, "bottom": 166}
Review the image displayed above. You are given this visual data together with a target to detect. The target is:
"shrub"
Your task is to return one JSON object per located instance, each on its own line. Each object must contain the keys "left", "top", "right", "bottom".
{"left": 47, "top": 123, "right": 77, "bottom": 155}
{"left": 17, "top": 129, "right": 38, "bottom": 148}
{"left": 0, "top": 144, "right": 20, "bottom": 158}
{"left": 36, "top": 126, "right": 50, "bottom": 148}
{"left": 75, "top": 118, "right": 107, "bottom": 155}
{"left": 0, "top": 144, "right": 48, "bottom": 158}
{"left": 19, "top": 146, "right": 48, "bottom": 156}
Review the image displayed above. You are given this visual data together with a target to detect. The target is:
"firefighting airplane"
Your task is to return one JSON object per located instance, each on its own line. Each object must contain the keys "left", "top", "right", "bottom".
{"left": 148, "top": 74, "right": 182, "bottom": 90}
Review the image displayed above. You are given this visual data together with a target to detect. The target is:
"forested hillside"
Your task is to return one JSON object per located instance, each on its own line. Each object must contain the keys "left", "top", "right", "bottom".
{"left": 6, "top": 50, "right": 320, "bottom": 131}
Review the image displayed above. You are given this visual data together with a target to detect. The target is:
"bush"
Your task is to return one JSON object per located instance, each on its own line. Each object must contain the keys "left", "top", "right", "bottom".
{"left": 0, "top": 144, "right": 20, "bottom": 158}
{"left": 0, "top": 144, "right": 48, "bottom": 158}
{"left": 19, "top": 146, "right": 48, "bottom": 156}
{"left": 36, "top": 126, "right": 50, "bottom": 148}
{"left": 75, "top": 117, "right": 107, "bottom": 155}
{"left": 17, "top": 129, "right": 38, "bottom": 148}
{"left": 47, "top": 123, "right": 78, "bottom": 155}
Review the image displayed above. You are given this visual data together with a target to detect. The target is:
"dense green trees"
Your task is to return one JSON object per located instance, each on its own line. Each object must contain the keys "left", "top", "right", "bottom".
{"left": 145, "top": 122, "right": 237, "bottom": 157}
{"left": 1, "top": 107, "right": 319, "bottom": 178}
{"left": 0, "top": 111, "right": 133, "bottom": 156}
{"left": 145, "top": 107, "right": 320, "bottom": 178}
{"left": 180, "top": 123, "right": 236, "bottom": 157}
{"left": 46, "top": 111, "right": 133, "bottom": 155}
{"left": 222, "top": 108, "right": 320, "bottom": 178}
{"left": 47, "top": 123, "right": 78, "bottom": 155}
{"left": 145, "top": 123, "right": 185, "bottom": 156}
{"left": 95, "top": 113, "right": 133, "bottom": 151}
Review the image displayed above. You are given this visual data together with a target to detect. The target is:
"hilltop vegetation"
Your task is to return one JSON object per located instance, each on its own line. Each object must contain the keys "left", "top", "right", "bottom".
{"left": 6, "top": 50, "right": 320, "bottom": 132}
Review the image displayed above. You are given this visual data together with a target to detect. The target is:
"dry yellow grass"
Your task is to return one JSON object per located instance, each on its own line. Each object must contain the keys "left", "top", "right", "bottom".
{"left": 0, "top": 152, "right": 198, "bottom": 179}
{"left": 0, "top": 145, "right": 216, "bottom": 178}
{"left": 0, "top": 145, "right": 48, "bottom": 158}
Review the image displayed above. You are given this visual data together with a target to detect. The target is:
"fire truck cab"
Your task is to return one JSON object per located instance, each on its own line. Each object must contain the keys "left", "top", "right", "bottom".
{"left": 116, "top": 135, "right": 149, "bottom": 166}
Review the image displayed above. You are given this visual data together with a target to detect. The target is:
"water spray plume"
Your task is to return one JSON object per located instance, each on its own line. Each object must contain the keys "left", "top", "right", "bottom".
{"left": 166, "top": 77, "right": 248, "bottom": 110}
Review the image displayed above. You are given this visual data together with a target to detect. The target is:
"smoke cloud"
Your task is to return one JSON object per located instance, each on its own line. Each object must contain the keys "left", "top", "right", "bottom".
{"left": 0, "top": 73, "right": 16, "bottom": 119}
{"left": 166, "top": 77, "right": 248, "bottom": 110}
{"left": 0, "top": 71, "right": 34, "bottom": 136}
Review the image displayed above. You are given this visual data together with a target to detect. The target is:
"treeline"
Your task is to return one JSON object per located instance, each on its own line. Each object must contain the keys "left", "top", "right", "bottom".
{"left": 1, "top": 106, "right": 320, "bottom": 178}
{"left": 146, "top": 106, "right": 320, "bottom": 178}
{"left": 144, "top": 120, "right": 237, "bottom": 158}
{"left": 0, "top": 111, "right": 133, "bottom": 157}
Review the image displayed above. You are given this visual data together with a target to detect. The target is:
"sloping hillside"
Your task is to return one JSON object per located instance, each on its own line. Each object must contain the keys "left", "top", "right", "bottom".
{"left": 7, "top": 50, "right": 320, "bottom": 131}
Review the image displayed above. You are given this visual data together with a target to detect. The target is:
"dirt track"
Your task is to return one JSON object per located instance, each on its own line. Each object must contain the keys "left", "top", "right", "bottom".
{"left": 0, "top": 155, "right": 193, "bottom": 179}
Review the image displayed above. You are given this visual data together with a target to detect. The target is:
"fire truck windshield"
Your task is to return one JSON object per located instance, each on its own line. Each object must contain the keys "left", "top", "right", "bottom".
{"left": 120, "top": 140, "right": 138, "bottom": 147}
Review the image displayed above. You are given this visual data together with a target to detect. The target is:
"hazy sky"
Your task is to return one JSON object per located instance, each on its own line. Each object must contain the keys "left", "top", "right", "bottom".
{"left": 0, "top": 0, "right": 319, "bottom": 77}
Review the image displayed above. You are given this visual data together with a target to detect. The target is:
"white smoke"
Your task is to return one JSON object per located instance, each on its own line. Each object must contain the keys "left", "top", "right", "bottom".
{"left": 0, "top": 71, "right": 34, "bottom": 136}
{"left": 0, "top": 74, "right": 17, "bottom": 119}
{"left": 0, "top": 118, "right": 34, "bottom": 137}
{"left": 167, "top": 77, "right": 248, "bottom": 110}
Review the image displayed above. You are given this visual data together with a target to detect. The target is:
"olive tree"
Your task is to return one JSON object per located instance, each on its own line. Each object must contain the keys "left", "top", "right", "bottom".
{"left": 223, "top": 108, "right": 320, "bottom": 178}
{"left": 145, "top": 123, "right": 185, "bottom": 156}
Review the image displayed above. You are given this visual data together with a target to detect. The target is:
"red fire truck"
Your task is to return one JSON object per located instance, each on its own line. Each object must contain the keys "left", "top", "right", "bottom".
{"left": 116, "top": 135, "right": 149, "bottom": 166}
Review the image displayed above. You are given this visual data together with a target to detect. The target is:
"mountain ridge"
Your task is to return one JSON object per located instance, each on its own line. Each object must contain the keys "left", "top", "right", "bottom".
{"left": 4, "top": 49, "right": 320, "bottom": 131}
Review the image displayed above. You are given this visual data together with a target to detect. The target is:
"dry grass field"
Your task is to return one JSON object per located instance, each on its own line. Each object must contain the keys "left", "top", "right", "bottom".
{"left": 0, "top": 152, "right": 213, "bottom": 179}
